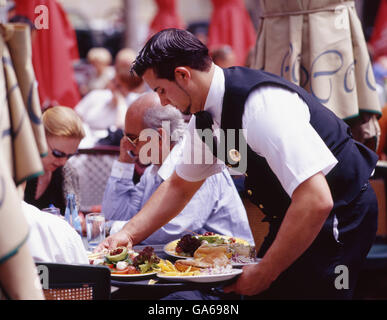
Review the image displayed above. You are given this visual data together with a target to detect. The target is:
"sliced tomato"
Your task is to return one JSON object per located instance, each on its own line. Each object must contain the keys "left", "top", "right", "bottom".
{"left": 111, "top": 266, "right": 140, "bottom": 275}
{"left": 127, "top": 266, "right": 140, "bottom": 274}
{"left": 111, "top": 267, "right": 130, "bottom": 274}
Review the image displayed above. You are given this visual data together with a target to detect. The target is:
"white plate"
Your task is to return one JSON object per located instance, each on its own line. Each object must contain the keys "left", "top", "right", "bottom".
{"left": 157, "top": 268, "right": 243, "bottom": 283}
{"left": 111, "top": 271, "right": 158, "bottom": 279}
{"left": 163, "top": 240, "right": 189, "bottom": 259}
{"left": 231, "top": 258, "right": 261, "bottom": 267}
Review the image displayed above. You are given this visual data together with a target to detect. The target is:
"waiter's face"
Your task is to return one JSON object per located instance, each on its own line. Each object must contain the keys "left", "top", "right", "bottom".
{"left": 143, "top": 68, "right": 196, "bottom": 115}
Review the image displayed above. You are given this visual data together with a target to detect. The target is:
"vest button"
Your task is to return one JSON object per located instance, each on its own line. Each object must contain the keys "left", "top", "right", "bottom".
{"left": 247, "top": 189, "right": 253, "bottom": 196}
{"left": 259, "top": 204, "right": 264, "bottom": 209}
{"left": 244, "top": 173, "right": 248, "bottom": 177}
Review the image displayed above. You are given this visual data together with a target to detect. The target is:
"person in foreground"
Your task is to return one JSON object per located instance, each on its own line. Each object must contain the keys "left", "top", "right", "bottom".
{"left": 97, "top": 29, "right": 378, "bottom": 299}
{"left": 102, "top": 92, "right": 254, "bottom": 245}
{"left": 21, "top": 201, "right": 89, "bottom": 265}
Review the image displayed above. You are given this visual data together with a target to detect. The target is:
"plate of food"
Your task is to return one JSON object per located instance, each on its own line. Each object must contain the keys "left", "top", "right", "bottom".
{"left": 163, "top": 232, "right": 257, "bottom": 266}
{"left": 158, "top": 268, "right": 243, "bottom": 283}
{"left": 88, "top": 246, "right": 160, "bottom": 279}
{"left": 157, "top": 245, "right": 243, "bottom": 283}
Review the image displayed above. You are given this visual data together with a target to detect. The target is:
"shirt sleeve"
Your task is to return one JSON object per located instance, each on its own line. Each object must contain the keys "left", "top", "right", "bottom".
{"left": 242, "top": 85, "right": 338, "bottom": 197}
{"left": 101, "top": 160, "right": 147, "bottom": 221}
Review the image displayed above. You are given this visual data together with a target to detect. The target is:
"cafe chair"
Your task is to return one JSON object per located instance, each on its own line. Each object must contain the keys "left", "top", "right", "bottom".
{"left": 36, "top": 262, "right": 111, "bottom": 300}
{"left": 66, "top": 146, "right": 119, "bottom": 212}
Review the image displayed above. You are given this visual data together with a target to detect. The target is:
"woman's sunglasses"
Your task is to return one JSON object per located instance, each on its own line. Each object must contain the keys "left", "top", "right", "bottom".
{"left": 51, "top": 148, "right": 77, "bottom": 159}
{"left": 48, "top": 142, "right": 77, "bottom": 159}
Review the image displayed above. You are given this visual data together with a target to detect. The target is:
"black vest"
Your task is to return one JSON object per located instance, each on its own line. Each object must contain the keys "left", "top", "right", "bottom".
{"left": 220, "top": 67, "right": 378, "bottom": 220}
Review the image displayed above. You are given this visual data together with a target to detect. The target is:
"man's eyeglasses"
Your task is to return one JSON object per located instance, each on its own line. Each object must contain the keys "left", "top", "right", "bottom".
{"left": 125, "top": 134, "right": 139, "bottom": 146}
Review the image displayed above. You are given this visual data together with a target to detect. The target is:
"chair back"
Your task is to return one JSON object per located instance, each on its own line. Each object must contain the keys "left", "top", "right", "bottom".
{"left": 36, "top": 262, "right": 111, "bottom": 300}
{"left": 66, "top": 147, "right": 119, "bottom": 212}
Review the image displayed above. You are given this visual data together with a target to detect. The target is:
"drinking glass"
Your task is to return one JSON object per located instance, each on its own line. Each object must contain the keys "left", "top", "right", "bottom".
{"left": 86, "top": 212, "right": 105, "bottom": 250}
{"left": 42, "top": 207, "right": 61, "bottom": 217}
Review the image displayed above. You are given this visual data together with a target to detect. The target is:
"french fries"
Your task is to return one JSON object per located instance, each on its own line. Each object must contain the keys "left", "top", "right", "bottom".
{"left": 157, "top": 259, "right": 201, "bottom": 276}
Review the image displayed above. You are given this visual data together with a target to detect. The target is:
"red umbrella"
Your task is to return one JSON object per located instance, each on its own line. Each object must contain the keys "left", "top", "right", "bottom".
{"left": 369, "top": 0, "right": 387, "bottom": 61}
{"left": 149, "top": 0, "right": 185, "bottom": 38}
{"left": 14, "top": 0, "right": 81, "bottom": 109}
{"left": 207, "top": 0, "right": 256, "bottom": 66}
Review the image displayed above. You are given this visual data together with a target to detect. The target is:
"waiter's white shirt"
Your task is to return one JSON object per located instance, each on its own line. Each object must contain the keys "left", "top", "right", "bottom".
{"left": 176, "top": 65, "right": 338, "bottom": 197}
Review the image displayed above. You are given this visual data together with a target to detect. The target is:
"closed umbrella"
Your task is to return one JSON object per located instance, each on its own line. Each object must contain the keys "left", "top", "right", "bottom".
{"left": 251, "top": 0, "right": 381, "bottom": 148}
{"left": 148, "top": 0, "right": 185, "bottom": 37}
{"left": 208, "top": 0, "right": 257, "bottom": 66}
{"left": 0, "top": 22, "right": 45, "bottom": 299}
{"left": 14, "top": 0, "right": 81, "bottom": 109}
{"left": 369, "top": 0, "right": 387, "bottom": 61}
{"left": 1, "top": 25, "right": 44, "bottom": 185}
{"left": 6, "top": 23, "right": 47, "bottom": 158}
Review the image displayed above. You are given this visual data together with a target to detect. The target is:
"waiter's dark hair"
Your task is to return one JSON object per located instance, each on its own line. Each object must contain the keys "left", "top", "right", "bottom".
{"left": 132, "top": 28, "right": 212, "bottom": 80}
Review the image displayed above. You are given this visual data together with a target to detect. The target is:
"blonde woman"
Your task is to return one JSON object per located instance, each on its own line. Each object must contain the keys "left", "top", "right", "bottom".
{"left": 24, "top": 106, "right": 85, "bottom": 215}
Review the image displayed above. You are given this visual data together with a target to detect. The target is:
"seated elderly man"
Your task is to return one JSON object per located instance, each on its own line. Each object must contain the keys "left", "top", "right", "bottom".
{"left": 102, "top": 92, "right": 254, "bottom": 245}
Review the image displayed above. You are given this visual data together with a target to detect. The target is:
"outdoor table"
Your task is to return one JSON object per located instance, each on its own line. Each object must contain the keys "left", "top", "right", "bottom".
{"left": 109, "top": 244, "right": 242, "bottom": 300}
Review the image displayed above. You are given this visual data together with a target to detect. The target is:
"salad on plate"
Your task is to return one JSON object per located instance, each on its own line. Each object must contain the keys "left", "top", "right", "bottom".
{"left": 89, "top": 246, "right": 160, "bottom": 275}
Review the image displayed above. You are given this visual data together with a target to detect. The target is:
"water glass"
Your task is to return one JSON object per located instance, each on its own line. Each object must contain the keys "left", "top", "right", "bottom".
{"left": 86, "top": 212, "right": 105, "bottom": 250}
{"left": 42, "top": 207, "right": 61, "bottom": 217}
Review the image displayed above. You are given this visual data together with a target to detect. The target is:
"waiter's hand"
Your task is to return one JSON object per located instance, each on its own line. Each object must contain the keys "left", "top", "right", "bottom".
{"left": 94, "top": 229, "right": 133, "bottom": 252}
{"left": 224, "top": 174, "right": 333, "bottom": 296}
{"left": 223, "top": 262, "right": 277, "bottom": 296}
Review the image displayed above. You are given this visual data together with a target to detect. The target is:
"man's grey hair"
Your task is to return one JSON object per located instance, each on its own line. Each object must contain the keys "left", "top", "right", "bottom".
{"left": 143, "top": 105, "right": 186, "bottom": 142}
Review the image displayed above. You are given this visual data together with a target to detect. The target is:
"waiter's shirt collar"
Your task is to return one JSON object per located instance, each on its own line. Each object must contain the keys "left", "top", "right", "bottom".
{"left": 203, "top": 65, "right": 225, "bottom": 127}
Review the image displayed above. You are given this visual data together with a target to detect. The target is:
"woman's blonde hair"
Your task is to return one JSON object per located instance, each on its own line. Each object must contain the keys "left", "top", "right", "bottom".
{"left": 42, "top": 106, "right": 85, "bottom": 139}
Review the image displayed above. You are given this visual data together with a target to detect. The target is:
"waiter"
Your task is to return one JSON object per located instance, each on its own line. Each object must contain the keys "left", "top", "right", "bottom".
{"left": 97, "top": 29, "right": 378, "bottom": 299}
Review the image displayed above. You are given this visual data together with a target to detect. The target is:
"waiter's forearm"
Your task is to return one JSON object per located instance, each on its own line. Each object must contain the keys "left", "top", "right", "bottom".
{"left": 121, "top": 172, "right": 205, "bottom": 245}
{"left": 258, "top": 172, "right": 333, "bottom": 281}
